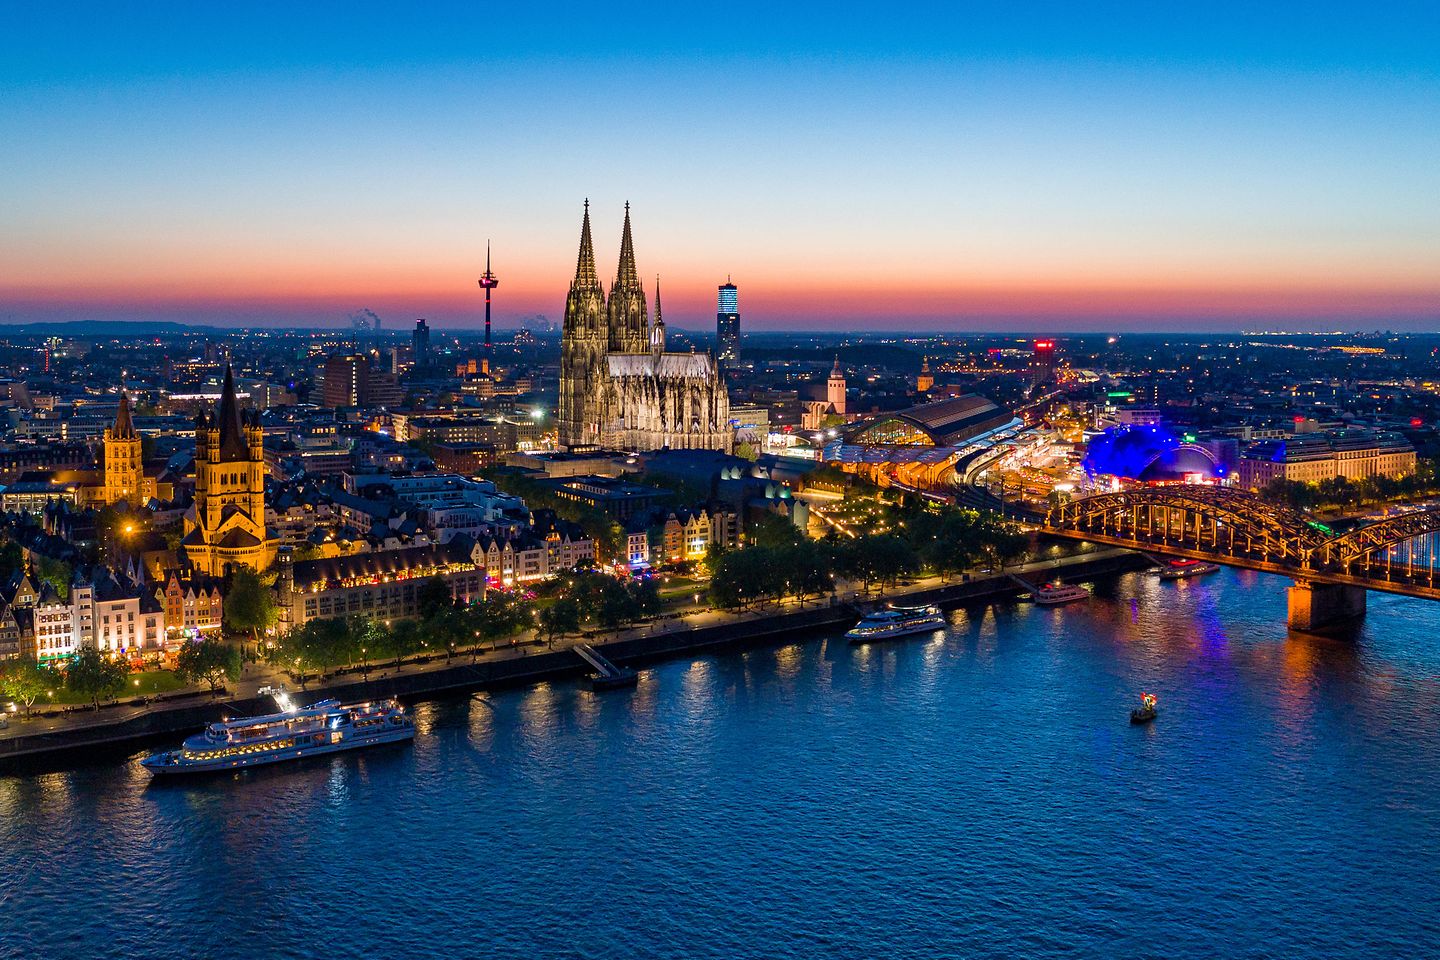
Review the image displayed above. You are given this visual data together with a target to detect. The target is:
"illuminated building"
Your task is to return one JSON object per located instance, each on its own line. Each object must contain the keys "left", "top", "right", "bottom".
{"left": 1033, "top": 339, "right": 1056, "bottom": 387}
{"left": 557, "top": 201, "right": 732, "bottom": 452}
{"left": 717, "top": 279, "right": 740, "bottom": 363}
{"left": 916, "top": 357, "right": 933, "bottom": 393}
{"left": 1083, "top": 424, "right": 1226, "bottom": 483}
{"left": 1237, "top": 429, "right": 1415, "bottom": 490}
{"left": 182, "top": 365, "right": 279, "bottom": 575}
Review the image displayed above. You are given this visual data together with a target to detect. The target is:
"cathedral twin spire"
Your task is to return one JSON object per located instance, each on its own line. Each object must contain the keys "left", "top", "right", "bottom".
{"left": 568, "top": 200, "right": 651, "bottom": 353}
{"left": 572, "top": 199, "right": 600, "bottom": 291}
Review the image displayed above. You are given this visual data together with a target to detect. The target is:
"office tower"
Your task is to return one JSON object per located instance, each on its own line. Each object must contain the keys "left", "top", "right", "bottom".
{"left": 412, "top": 318, "right": 431, "bottom": 371}
{"left": 1033, "top": 339, "right": 1056, "bottom": 387}
{"left": 322, "top": 354, "right": 370, "bottom": 407}
{"left": 717, "top": 278, "right": 740, "bottom": 363}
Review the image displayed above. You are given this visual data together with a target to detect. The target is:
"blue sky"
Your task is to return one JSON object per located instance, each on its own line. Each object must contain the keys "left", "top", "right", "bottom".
{"left": 2, "top": 2, "right": 1437, "bottom": 330}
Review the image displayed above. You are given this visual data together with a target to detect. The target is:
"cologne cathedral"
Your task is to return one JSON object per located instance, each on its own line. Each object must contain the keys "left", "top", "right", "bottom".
{"left": 558, "top": 203, "right": 731, "bottom": 453}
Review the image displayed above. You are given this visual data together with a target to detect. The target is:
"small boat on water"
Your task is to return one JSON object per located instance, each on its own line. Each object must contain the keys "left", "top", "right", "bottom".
{"left": 1157, "top": 559, "right": 1221, "bottom": 581}
{"left": 141, "top": 698, "right": 414, "bottom": 776}
{"left": 1130, "top": 693, "right": 1159, "bottom": 725}
{"left": 846, "top": 604, "right": 946, "bottom": 642}
{"left": 1033, "top": 582, "right": 1090, "bottom": 605}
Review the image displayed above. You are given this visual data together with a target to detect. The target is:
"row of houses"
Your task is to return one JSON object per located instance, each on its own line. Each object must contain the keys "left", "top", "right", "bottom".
{"left": 0, "top": 564, "right": 222, "bottom": 664}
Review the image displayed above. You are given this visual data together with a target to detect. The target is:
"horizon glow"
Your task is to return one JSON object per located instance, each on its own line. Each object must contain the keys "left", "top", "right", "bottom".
{"left": 2, "top": 3, "right": 1437, "bottom": 332}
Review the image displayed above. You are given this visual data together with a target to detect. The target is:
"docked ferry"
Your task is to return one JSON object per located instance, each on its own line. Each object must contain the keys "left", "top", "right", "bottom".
{"left": 846, "top": 604, "right": 946, "bottom": 643}
{"left": 141, "top": 698, "right": 414, "bottom": 776}
{"left": 1157, "top": 559, "right": 1221, "bottom": 581}
{"left": 1033, "top": 582, "right": 1090, "bottom": 605}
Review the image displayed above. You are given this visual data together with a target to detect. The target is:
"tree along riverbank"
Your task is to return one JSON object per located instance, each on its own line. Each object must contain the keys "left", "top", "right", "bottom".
{"left": 0, "top": 548, "right": 1146, "bottom": 769}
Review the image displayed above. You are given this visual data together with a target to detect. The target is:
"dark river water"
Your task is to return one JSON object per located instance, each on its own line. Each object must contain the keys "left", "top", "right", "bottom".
{"left": 3, "top": 568, "right": 1439, "bottom": 959}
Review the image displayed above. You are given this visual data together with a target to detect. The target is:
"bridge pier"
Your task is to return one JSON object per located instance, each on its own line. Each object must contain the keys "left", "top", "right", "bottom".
{"left": 1287, "top": 579, "right": 1367, "bottom": 632}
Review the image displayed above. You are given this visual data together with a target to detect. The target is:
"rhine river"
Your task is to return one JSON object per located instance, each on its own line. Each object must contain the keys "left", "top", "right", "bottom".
{"left": 3, "top": 568, "right": 1439, "bottom": 959}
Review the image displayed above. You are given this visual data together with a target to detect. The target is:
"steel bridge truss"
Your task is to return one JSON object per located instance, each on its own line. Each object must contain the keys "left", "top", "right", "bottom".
{"left": 1046, "top": 486, "right": 1440, "bottom": 591}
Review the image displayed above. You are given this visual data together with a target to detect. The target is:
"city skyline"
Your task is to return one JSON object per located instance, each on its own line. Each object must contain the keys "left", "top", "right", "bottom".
{"left": 2, "top": 3, "right": 1437, "bottom": 331}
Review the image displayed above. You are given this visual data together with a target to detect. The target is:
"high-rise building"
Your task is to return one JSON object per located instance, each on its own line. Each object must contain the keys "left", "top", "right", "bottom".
{"left": 322, "top": 354, "right": 370, "bottom": 408}
{"left": 322, "top": 353, "right": 402, "bottom": 408}
{"left": 183, "top": 365, "right": 277, "bottom": 575}
{"left": 412, "top": 318, "right": 431, "bottom": 370}
{"left": 717, "top": 279, "right": 739, "bottom": 363}
{"left": 1033, "top": 339, "right": 1056, "bottom": 387}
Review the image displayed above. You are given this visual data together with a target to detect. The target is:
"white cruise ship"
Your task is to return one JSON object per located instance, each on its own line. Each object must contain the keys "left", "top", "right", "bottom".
{"left": 141, "top": 698, "right": 414, "bottom": 776}
{"left": 846, "top": 604, "right": 946, "bottom": 643}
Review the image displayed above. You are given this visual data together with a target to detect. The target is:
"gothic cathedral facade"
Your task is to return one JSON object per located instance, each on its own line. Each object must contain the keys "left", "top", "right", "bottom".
{"left": 557, "top": 203, "right": 731, "bottom": 453}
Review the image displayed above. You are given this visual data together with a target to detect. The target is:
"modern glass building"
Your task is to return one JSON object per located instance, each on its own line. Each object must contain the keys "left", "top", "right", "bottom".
{"left": 717, "top": 280, "right": 739, "bottom": 363}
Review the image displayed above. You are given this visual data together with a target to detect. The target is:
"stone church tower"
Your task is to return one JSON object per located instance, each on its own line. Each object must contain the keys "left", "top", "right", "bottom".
{"left": 100, "top": 391, "right": 144, "bottom": 506}
{"left": 558, "top": 202, "right": 731, "bottom": 453}
{"left": 182, "top": 365, "right": 277, "bottom": 575}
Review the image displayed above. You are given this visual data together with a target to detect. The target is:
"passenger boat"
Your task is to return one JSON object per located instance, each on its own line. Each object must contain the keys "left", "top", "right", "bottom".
{"left": 1130, "top": 693, "right": 1159, "bottom": 725}
{"left": 141, "top": 698, "right": 414, "bottom": 776}
{"left": 1157, "top": 559, "right": 1221, "bottom": 580}
{"left": 1033, "top": 582, "right": 1090, "bottom": 605}
{"left": 845, "top": 604, "right": 946, "bottom": 642}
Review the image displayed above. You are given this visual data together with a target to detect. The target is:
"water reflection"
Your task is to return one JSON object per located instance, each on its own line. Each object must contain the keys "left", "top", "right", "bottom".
{"left": 4, "top": 567, "right": 1440, "bottom": 959}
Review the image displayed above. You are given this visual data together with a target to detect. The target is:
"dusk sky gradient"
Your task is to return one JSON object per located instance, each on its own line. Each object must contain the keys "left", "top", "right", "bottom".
{"left": 2, "top": 2, "right": 1437, "bottom": 331}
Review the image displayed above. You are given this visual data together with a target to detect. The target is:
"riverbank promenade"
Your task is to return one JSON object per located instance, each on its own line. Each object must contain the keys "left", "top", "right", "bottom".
{"left": 0, "top": 547, "right": 1140, "bottom": 764}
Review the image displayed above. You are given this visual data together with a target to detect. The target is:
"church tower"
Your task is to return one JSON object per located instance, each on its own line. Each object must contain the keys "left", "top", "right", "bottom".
{"left": 828, "top": 357, "right": 847, "bottom": 415}
{"left": 559, "top": 200, "right": 609, "bottom": 449}
{"left": 182, "top": 365, "right": 275, "bottom": 575}
{"left": 605, "top": 203, "right": 650, "bottom": 354}
{"left": 916, "top": 356, "right": 934, "bottom": 393}
{"left": 101, "top": 391, "right": 144, "bottom": 506}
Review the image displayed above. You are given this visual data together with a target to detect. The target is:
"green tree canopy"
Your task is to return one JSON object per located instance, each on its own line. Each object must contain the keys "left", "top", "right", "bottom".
{"left": 224, "top": 567, "right": 278, "bottom": 643}
{"left": 65, "top": 648, "right": 128, "bottom": 708}
{"left": 0, "top": 657, "right": 53, "bottom": 717}
{"left": 174, "top": 636, "right": 243, "bottom": 695}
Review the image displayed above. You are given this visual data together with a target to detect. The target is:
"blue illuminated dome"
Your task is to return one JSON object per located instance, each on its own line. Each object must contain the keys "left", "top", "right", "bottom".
{"left": 1083, "top": 424, "right": 1222, "bottom": 482}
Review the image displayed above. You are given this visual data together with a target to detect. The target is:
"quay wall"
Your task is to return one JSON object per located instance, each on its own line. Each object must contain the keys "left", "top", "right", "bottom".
{"left": 0, "top": 550, "right": 1148, "bottom": 769}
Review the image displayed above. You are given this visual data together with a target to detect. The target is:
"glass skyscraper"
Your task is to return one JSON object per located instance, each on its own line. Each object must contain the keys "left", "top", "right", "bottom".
{"left": 717, "top": 279, "right": 739, "bottom": 363}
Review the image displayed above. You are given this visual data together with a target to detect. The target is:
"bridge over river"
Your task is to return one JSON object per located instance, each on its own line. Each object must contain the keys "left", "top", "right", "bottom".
{"left": 1043, "top": 485, "right": 1440, "bottom": 630}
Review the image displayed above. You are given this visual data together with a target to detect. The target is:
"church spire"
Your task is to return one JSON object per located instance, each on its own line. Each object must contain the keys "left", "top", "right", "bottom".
{"left": 651, "top": 276, "right": 666, "bottom": 354}
{"left": 112, "top": 390, "right": 136, "bottom": 440}
{"left": 573, "top": 199, "right": 599, "bottom": 289}
{"left": 216, "top": 363, "right": 248, "bottom": 461}
{"left": 616, "top": 201, "right": 639, "bottom": 288}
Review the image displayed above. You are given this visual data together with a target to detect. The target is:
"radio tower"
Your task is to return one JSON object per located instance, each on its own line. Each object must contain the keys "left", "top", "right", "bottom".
{"left": 478, "top": 240, "right": 498, "bottom": 375}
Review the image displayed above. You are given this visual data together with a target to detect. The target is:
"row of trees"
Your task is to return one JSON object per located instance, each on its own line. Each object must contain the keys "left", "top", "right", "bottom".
{"left": 0, "top": 649, "right": 131, "bottom": 712}
{"left": 707, "top": 504, "right": 1029, "bottom": 611}
{"left": 0, "top": 638, "right": 246, "bottom": 715}
{"left": 1261, "top": 463, "right": 1440, "bottom": 512}
{"left": 263, "top": 571, "right": 663, "bottom": 682}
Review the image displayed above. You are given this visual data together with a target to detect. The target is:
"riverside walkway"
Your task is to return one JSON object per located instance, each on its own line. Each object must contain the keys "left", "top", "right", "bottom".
{"left": 0, "top": 546, "right": 1141, "bottom": 760}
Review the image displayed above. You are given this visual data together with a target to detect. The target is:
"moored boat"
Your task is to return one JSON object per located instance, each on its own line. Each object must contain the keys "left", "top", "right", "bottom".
{"left": 846, "top": 604, "right": 946, "bottom": 642}
{"left": 1157, "top": 560, "right": 1221, "bottom": 580}
{"left": 141, "top": 698, "right": 414, "bottom": 776}
{"left": 1033, "top": 582, "right": 1090, "bottom": 605}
